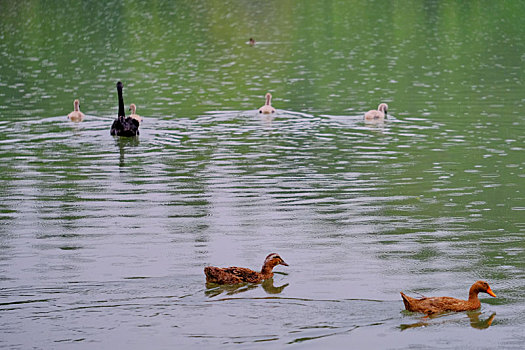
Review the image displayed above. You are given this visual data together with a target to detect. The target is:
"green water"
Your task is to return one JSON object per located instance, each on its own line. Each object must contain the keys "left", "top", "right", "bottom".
{"left": 1, "top": 1, "right": 524, "bottom": 349}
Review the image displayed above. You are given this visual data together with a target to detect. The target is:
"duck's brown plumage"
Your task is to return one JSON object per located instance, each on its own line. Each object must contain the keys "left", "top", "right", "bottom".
{"left": 204, "top": 253, "right": 288, "bottom": 284}
{"left": 400, "top": 280, "right": 496, "bottom": 315}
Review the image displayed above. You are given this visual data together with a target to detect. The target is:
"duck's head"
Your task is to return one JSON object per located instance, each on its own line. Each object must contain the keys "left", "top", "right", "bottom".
{"left": 129, "top": 103, "right": 137, "bottom": 114}
{"left": 264, "top": 253, "right": 288, "bottom": 267}
{"left": 249, "top": 38, "right": 255, "bottom": 46}
{"left": 378, "top": 103, "right": 388, "bottom": 115}
{"left": 472, "top": 280, "right": 496, "bottom": 297}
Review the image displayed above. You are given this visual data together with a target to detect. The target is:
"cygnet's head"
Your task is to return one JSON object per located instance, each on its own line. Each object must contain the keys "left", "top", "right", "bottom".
{"left": 378, "top": 103, "right": 388, "bottom": 114}
{"left": 258, "top": 93, "right": 276, "bottom": 114}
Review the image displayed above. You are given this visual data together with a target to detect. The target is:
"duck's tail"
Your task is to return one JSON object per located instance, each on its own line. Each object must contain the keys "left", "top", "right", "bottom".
{"left": 400, "top": 292, "right": 412, "bottom": 310}
{"left": 204, "top": 266, "right": 221, "bottom": 283}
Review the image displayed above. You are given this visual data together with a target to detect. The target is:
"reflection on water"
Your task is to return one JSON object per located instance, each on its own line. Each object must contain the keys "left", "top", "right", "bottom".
{"left": 115, "top": 136, "right": 140, "bottom": 167}
{"left": 469, "top": 312, "right": 497, "bottom": 330}
{"left": 205, "top": 278, "right": 289, "bottom": 298}
{"left": 363, "top": 118, "right": 386, "bottom": 127}
{"left": 400, "top": 311, "right": 496, "bottom": 331}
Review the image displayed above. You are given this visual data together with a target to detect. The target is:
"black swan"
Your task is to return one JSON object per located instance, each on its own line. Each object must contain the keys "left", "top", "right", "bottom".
{"left": 110, "top": 81, "right": 140, "bottom": 137}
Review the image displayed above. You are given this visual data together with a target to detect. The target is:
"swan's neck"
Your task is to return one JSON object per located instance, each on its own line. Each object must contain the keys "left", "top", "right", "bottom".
{"left": 266, "top": 94, "right": 271, "bottom": 106}
{"left": 118, "top": 87, "right": 125, "bottom": 118}
{"left": 74, "top": 103, "right": 79, "bottom": 112}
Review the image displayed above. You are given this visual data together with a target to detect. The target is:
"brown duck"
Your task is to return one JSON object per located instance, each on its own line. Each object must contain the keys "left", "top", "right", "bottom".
{"left": 204, "top": 253, "right": 288, "bottom": 284}
{"left": 400, "top": 280, "right": 496, "bottom": 315}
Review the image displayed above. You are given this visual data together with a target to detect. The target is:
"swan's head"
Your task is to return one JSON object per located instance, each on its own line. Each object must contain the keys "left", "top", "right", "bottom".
{"left": 73, "top": 99, "right": 80, "bottom": 111}
{"left": 378, "top": 103, "right": 388, "bottom": 115}
{"left": 129, "top": 103, "right": 137, "bottom": 114}
{"left": 117, "top": 81, "right": 123, "bottom": 90}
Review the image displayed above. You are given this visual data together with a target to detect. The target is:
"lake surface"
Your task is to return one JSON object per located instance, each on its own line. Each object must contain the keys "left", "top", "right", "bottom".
{"left": 1, "top": 0, "right": 524, "bottom": 349}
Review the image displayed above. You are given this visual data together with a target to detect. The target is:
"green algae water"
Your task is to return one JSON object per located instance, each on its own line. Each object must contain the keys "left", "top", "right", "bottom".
{"left": 1, "top": 0, "right": 524, "bottom": 348}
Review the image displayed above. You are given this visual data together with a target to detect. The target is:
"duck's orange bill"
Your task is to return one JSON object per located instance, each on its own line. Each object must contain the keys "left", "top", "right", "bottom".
{"left": 487, "top": 287, "right": 497, "bottom": 297}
